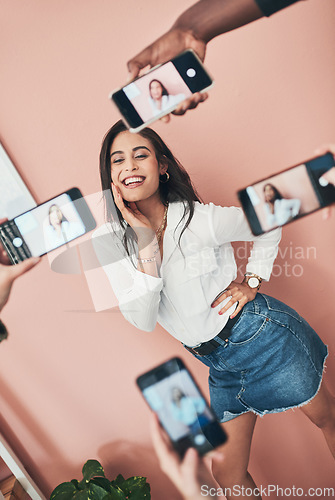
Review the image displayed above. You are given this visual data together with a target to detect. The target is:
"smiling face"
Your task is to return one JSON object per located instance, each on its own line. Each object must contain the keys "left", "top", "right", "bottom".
{"left": 110, "top": 131, "right": 167, "bottom": 203}
{"left": 149, "top": 80, "right": 163, "bottom": 101}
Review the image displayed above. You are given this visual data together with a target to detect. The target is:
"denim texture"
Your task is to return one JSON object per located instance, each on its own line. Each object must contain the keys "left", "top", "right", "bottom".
{"left": 188, "top": 293, "right": 328, "bottom": 422}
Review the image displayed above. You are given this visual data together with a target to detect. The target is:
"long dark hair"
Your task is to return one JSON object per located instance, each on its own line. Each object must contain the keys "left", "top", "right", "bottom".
{"left": 149, "top": 79, "right": 169, "bottom": 98}
{"left": 263, "top": 183, "right": 283, "bottom": 202}
{"left": 99, "top": 120, "right": 201, "bottom": 256}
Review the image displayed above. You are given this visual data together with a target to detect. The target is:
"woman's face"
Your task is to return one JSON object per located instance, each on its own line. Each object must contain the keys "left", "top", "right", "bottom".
{"left": 110, "top": 131, "right": 166, "bottom": 203}
{"left": 264, "top": 185, "right": 276, "bottom": 203}
{"left": 150, "top": 81, "right": 163, "bottom": 101}
{"left": 49, "top": 206, "right": 63, "bottom": 226}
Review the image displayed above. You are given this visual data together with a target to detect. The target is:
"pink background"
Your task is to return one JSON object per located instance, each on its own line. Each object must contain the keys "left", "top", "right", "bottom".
{"left": 0, "top": 0, "right": 334, "bottom": 498}
{"left": 251, "top": 164, "right": 320, "bottom": 230}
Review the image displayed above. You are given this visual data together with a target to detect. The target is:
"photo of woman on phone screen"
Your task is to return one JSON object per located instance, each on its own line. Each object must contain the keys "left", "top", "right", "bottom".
{"left": 263, "top": 183, "right": 301, "bottom": 228}
{"left": 92, "top": 120, "right": 335, "bottom": 499}
{"left": 148, "top": 79, "right": 186, "bottom": 117}
{"left": 44, "top": 203, "right": 85, "bottom": 252}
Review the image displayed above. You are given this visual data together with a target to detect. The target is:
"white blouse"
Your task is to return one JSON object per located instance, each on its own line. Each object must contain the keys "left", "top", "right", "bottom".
{"left": 265, "top": 198, "right": 301, "bottom": 228}
{"left": 92, "top": 202, "right": 281, "bottom": 346}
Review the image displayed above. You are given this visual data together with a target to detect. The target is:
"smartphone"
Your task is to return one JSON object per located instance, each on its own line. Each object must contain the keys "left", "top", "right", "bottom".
{"left": 238, "top": 152, "right": 335, "bottom": 235}
{"left": 110, "top": 50, "right": 214, "bottom": 132}
{"left": 0, "top": 187, "right": 96, "bottom": 264}
{"left": 136, "top": 357, "right": 227, "bottom": 458}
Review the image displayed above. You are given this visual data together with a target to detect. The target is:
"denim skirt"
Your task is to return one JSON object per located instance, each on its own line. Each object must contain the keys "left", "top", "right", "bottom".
{"left": 189, "top": 294, "right": 328, "bottom": 423}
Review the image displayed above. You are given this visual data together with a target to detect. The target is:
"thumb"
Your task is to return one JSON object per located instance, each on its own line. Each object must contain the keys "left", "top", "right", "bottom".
{"left": 127, "top": 47, "right": 153, "bottom": 81}
{"left": 7, "top": 257, "right": 40, "bottom": 282}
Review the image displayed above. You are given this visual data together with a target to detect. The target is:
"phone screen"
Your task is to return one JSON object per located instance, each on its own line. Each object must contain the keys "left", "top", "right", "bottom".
{"left": 111, "top": 50, "right": 213, "bottom": 131}
{"left": 14, "top": 193, "right": 87, "bottom": 257}
{"left": 137, "top": 358, "right": 227, "bottom": 456}
{"left": 239, "top": 153, "right": 335, "bottom": 235}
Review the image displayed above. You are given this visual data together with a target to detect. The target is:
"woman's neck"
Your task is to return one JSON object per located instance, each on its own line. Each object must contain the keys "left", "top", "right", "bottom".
{"left": 135, "top": 196, "right": 166, "bottom": 232}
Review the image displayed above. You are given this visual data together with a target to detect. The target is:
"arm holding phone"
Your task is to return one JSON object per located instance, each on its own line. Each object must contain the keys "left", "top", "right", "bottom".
{"left": 127, "top": 0, "right": 302, "bottom": 116}
{"left": 0, "top": 219, "right": 40, "bottom": 340}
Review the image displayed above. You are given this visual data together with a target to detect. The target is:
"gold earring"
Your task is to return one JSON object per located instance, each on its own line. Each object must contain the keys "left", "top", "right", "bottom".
{"left": 159, "top": 172, "right": 170, "bottom": 183}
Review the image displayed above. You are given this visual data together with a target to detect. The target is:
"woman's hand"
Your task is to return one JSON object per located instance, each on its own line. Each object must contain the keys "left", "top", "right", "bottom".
{"left": 0, "top": 219, "right": 40, "bottom": 312}
{"left": 112, "top": 184, "right": 153, "bottom": 236}
{"left": 211, "top": 281, "right": 257, "bottom": 319}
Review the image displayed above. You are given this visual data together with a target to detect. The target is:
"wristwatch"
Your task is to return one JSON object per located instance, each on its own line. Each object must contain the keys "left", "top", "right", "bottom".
{"left": 244, "top": 273, "right": 263, "bottom": 290}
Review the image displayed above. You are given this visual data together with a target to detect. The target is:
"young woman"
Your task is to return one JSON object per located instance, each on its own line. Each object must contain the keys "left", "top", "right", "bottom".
{"left": 148, "top": 79, "right": 186, "bottom": 116}
{"left": 44, "top": 204, "right": 84, "bottom": 252}
{"left": 93, "top": 120, "right": 335, "bottom": 499}
{"left": 263, "top": 183, "right": 301, "bottom": 229}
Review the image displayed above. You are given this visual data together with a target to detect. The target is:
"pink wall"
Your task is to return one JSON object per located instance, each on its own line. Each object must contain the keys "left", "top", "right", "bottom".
{"left": 0, "top": 0, "right": 334, "bottom": 498}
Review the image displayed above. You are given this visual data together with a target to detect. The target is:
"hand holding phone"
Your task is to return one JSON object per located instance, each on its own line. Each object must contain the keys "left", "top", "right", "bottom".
{"left": 111, "top": 50, "right": 213, "bottom": 132}
{"left": 150, "top": 413, "right": 223, "bottom": 500}
{"left": 136, "top": 357, "right": 227, "bottom": 458}
{"left": 0, "top": 188, "right": 96, "bottom": 264}
{"left": 238, "top": 152, "right": 335, "bottom": 235}
{"left": 0, "top": 221, "right": 40, "bottom": 312}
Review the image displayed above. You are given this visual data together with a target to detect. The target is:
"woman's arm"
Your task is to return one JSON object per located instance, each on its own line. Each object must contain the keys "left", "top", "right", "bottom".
{"left": 209, "top": 204, "right": 281, "bottom": 280}
{"left": 92, "top": 228, "right": 163, "bottom": 332}
{"left": 287, "top": 198, "right": 301, "bottom": 218}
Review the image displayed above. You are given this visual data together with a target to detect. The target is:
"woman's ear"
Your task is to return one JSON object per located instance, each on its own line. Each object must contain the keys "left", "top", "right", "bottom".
{"left": 159, "top": 158, "right": 168, "bottom": 176}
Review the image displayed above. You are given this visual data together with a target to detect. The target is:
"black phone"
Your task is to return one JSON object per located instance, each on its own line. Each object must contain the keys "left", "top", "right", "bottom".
{"left": 110, "top": 49, "right": 214, "bottom": 132}
{"left": 136, "top": 357, "right": 227, "bottom": 458}
{"left": 0, "top": 187, "right": 96, "bottom": 264}
{"left": 238, "top": 152, "right": 335, "bottom": 235}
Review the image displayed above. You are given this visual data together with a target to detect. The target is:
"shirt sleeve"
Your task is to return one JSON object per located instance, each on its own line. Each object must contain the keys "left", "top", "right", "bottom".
{"left": 254, "top": 0, "right": 301, "bottom": 16}
{"left": 92, "top": 228, "right": 163, "bottom": 332}
{"left": 208, "top": 204, "right": 281, "bottom": 281}
{"left": 290, "top": 198, "right": 301, "bottom": 217}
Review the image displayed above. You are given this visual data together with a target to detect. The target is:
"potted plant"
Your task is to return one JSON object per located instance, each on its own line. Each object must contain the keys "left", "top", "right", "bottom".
{"left": 50, "top": 459, "right": 150, "bottom": 499}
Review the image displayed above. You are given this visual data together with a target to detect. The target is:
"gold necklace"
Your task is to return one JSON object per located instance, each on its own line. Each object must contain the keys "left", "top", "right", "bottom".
{"left": 155, "top": 203, "right": 169, "bottom": 243}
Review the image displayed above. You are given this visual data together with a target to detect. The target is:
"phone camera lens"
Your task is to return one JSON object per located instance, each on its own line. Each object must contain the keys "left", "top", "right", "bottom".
{"left": 186, "top": 68, "right": 196, "bottom": 78}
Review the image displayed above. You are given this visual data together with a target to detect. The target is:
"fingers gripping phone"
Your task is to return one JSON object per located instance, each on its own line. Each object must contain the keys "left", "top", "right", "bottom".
{"left": 136, "top": 357, "right": 227, "bottom": 458}
{"left": 110, "top": 49, "right": 214, "bottom": 132}
{"left": 238, "top": 152, "right": 335, "bottom": 235}
{"left": 0, "top": 188, "right": 96, "bottom": 264}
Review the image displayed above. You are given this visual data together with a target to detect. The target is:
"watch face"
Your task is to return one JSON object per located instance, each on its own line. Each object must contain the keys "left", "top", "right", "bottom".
{"left": 248, "top": 277, "right": 259, "bottom": 288}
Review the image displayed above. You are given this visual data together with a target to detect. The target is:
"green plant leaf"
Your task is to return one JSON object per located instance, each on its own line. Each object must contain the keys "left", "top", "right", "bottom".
{"left": 82, "top": 460, "right": 105, "bottom": 482}
{"left": 110, "top": 476, "right": 150, "bottom": 499}
{"left": 87, "top": 483, "right": 111, "bottom": 500}
{"left": 50, "top": 482, "right": 78, "bottom": 500}
{"left": 91, "top": 477, "right": 112, "bottom": 492}
{"left": 101, "top": 486, "right": 126, "bottom": 500}
{"left": 127, "top": 483, "right": 150, "bottom": 500}
{"left": 73, "top": 490, "right": 90, "bottom": 500}
{"left": 111, "top": 475, "right": 125, "bottom": 488}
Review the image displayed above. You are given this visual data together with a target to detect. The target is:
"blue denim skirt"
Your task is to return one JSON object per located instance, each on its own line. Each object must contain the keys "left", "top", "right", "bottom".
{"left": 189, "top": 294, "right": 328, "bottom": 423}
